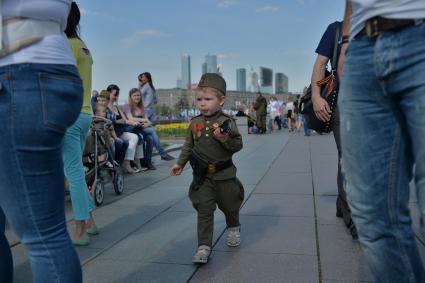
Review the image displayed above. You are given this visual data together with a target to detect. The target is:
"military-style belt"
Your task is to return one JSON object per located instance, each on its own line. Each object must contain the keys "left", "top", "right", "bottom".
{"left": 360, "top": 17, "right": 424, "bottom": 38}
{"left": 207, "top": 159, "right": 233, "bottom": 174}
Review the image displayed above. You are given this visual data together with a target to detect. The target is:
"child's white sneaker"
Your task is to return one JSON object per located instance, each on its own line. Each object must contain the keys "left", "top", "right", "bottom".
{"left": 227, "top": 226, "right": 241, "bottom": 247}
{"left": 192, "top": 245, "right": 211, "bottom": 264}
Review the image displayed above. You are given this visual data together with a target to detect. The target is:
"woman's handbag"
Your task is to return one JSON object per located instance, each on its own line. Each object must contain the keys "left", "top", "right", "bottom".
{"left": 299, "top": 23, "right": 341, "bottom": 133}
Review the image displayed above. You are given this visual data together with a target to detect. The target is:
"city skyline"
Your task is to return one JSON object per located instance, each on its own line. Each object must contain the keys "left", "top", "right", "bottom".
{"left": 78, "top": 0, "right": 344, "bottom": 94}
{"left": 178, "top": 52, "right": 289, "bottom": 94}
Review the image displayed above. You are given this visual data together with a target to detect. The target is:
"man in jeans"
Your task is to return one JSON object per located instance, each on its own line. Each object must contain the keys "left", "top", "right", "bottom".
{"left": 338, "top": 1, "right": 425, "bottom": 281}
{"left": 312, "top": 20, "right": 358, "bottom": 240}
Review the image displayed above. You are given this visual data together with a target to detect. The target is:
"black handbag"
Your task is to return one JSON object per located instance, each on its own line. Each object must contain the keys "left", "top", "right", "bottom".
{"left": 299, "top": 23, "right": 341, "bottom": 133}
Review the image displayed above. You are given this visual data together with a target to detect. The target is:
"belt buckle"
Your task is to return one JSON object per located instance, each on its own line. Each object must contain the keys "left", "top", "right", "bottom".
{"left": 366, "top": 18, "right": 379, "bottom": 38}
{"left": 208, "top": 164, "right": 216, "bottom": 174}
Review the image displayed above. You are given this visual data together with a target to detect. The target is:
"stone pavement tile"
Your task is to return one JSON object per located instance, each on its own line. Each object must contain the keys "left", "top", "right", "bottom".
{"left": 411, "top": 204, "right": 425, "bottom": 244}
{"left": 83, "top": 259, "right": 195, "bottom": 283}
{"left": 268, "top": 157, "right": 311, "bottom": 174}
{"left": 11, "top": 245, "right": 33, "bottom": 283}
{"left": 311, "top": 160, "right": 338, "bottom": 196}
{"left": 309, "top": 135, "right": 337, "bottom": 155}
{"left": 214, "top": 215, "right": 316, "bottom": 256}
{"left": 74, "top": 246, "right": 103, "bottom": 263}
{"left": 254, "top": 172, "right": 313, "bottom": 195}
{"left": 190, "top": 251, "right": 318, "bottom": 283}
{"left": 241, "top": 194, "right": 314, "bottom": 217}
{"left": 316, "top": 195, "right": 344, "bottom": 225}
{"left": 237, "top": 172, "right": 270, "bottom": 186}
{"left": 94, "top": 211, "right": 225, "bottom": 264}
{"left": 318, "top": 224, "right": 373, "bottom": 282}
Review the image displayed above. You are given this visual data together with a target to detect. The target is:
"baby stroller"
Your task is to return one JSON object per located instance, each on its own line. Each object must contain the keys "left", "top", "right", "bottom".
{"left": 83, "top": 116, "right": 124, "bottom": 206}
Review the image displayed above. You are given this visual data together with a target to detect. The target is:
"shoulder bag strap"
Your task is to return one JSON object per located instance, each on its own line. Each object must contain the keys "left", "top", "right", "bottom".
{"left": 331, "top": 22, "right": 341, "bottom": 71}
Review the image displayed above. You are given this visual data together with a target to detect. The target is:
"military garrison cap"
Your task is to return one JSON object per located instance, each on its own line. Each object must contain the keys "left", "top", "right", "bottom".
{"left": 198, "top": 73, "right": 226, "bottom": 96}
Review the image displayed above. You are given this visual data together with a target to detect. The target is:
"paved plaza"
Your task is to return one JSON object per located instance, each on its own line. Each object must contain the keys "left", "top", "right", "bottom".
{"left": 7, "top": 122, "right": 425, "bottom": 282}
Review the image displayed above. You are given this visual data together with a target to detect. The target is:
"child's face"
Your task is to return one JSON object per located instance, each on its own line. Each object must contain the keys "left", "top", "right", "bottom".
{"left": 97, "top": 97, "right": 108, "bottom": 107}
{"left": 96, "top": 109, "right": 106, "bottom": 117}
{"left": 196, "top": 88, "right": 225, "bottom": 116}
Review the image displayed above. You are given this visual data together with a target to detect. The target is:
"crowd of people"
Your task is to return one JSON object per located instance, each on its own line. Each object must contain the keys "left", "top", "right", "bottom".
{"left": 241, "top": 92, "right": 311, "bottom": 136}
{"left": 1, "top": 0, "right": 425, "bottom": 282}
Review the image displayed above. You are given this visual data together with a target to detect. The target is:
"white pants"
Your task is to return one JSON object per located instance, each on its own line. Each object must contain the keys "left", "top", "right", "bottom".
{"left": 120, "top": 132, "right": 144, "bottom": 161}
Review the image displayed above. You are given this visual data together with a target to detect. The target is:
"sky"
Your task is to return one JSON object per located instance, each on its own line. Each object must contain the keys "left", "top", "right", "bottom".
{"left": 77, "top": 0, "right": 344, "bottom": 96}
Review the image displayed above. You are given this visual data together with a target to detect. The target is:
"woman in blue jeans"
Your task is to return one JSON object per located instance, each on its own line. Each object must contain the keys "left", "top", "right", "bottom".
{"left": 0, "top": 1, "right": 83, "bottom": 282}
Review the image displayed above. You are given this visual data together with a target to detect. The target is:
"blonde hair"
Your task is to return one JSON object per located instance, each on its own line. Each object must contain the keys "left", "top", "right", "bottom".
{"left": 98, "top": 89, "right": 110, "bottom": 100}
{"left": 128, "top": 88, "right": 145, "bottom": 117}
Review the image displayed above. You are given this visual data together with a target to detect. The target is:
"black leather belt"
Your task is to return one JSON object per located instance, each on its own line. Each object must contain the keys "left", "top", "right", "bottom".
{"left": 360, "top": 17, "right": 423, "bottom": 38}
{"left": 207, "top": 159, "right": 233, "bottom": 174}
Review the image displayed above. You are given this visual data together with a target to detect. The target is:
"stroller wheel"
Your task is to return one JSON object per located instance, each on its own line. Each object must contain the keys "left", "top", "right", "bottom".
{"left": 113, "top": 169, "right": 124, "bottom": 195}
{"left": 92, "top": 180, "right": 104, "bottom": 206}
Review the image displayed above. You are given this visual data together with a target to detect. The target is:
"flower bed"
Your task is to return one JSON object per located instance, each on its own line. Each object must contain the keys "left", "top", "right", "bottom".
{"left": 155, "top": 122, "right": 189, "bottom": 138}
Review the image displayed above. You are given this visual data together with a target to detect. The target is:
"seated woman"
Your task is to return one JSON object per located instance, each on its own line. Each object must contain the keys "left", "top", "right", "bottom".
{"left": 96, "top": 91, "right": 129, "bottom": 165}
{"left": 122, "top": 88, "right": 173, "bottom": 170}
{"left": 105, "top": 85, "right": 146, "bottom": 174}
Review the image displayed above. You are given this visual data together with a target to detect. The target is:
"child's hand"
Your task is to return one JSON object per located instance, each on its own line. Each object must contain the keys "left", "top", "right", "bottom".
{"left": 170, "top": 164, "right": 183, "bottom": 176}
{"left": 213, "top": 128, "right": 229, "bottom": 142}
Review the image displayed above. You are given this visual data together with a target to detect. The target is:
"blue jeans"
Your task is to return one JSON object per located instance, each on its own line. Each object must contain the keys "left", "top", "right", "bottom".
{"left": 141, "top": 132, "right": 154, "bottom": 164}
{"left": 63, "top": 113, "right": 95, "bottom": 221}
{"left": 142, "top": 126, "right": 165, "bottom": 155}
{"left": 340, "top": 22, "right": 425, "bottom": 283}
{"left": 0, "top": 63, "right": 83, "bottom": 283}
{"left": 302, "top": 115, "right": 311, "bottom": 135}
{"left": 0, "top": 208, "right": 13, "bottom": 283}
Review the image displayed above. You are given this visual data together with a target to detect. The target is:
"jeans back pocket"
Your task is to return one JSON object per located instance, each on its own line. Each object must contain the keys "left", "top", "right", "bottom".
{"left": 39, "top": 72, "right": 83, "bottom": 134}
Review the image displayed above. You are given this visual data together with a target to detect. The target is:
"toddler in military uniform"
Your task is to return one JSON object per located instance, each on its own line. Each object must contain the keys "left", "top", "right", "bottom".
{"left": 171, "top": 73, "right": 245, "bottom": 264}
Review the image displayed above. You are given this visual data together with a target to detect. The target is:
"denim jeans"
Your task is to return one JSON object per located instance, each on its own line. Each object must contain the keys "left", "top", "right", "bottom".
{"left": 302, "top": 115, "right": 311, "bottom": 135}
{"left": 114, "top": 138, "right": 129, "bottom": 164}
{"left": 0, "top": 208, "right": 13, "bottom": 283}
{"left": 141, "top": 132, "right": 154, "bottom": 164}
{"left": 0, "top": 63, "right": 83, "bottom": 283}
{"left": 63, "top": 113, "right": 95, "bottom": 221}
{"left": 142, "top": 126, "right": 165, "bottom": 155}
{"left": 339, "top": 22, "right": 425, "bottom": 283}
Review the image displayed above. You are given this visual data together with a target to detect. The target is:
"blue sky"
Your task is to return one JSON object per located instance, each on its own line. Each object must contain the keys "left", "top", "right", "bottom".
{"left": 77, "top": 0, "right": 344, "bottom": 95}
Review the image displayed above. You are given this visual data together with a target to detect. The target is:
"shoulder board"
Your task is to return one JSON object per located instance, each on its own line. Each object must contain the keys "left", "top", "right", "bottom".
{"left": 221, "top": 112, "right": 235, "bottom": 120}
{"left": 190, "top": 114, "right": 203, "bottom": 121}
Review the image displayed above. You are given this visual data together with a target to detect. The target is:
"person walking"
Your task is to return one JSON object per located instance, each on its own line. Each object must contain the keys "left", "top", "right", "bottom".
{"left": 311, "top": 20, "right": 357, "bottom": 239}
{"left": 0, "top": 0, "right": 83, "bottom": 282}
{"left": 254, "top": 92, "right": 267, "bottom": 134}
{"left": 171, "top": 74, "right": 244, "bottom": 264}
{"left": 338, "top": 1, "right": 425, "bottom": 281}
{"left": 63, "top": 1, "right": 98, "bottom": 246}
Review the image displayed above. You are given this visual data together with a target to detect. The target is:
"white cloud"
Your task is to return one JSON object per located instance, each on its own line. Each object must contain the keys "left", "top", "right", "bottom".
{"left": 124, "top": 29, "right": 169, "bottom": 45}
{"left": 256, "top": 5, "right": 280, "bottom": 12}
{"left": 217, "top": 0, "right": 239, "bottom": 8}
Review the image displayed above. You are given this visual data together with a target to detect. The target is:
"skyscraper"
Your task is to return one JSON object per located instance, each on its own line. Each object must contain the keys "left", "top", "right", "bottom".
{"left": 274, "top": 73, "right": 288, "bottom": 93}
{"left": 275, "top": 73, "right": 288, "bottom": 93}
{"left": 248, "top": 66, "right": 260, "bottom": 92}
{"left": 181, "top": 54, "right": 191, "bottom": 89}
{"left": 236, "top": 68, "right": 247, "bottom": 92}
{"left": 260, "top": 67, "right": 273, "bottom": 94}
{"left": 202, "top": 62, "right": 207, "bottom": 75}
{"left": 205, "top": 54, "right": 217, "bottom": 73}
